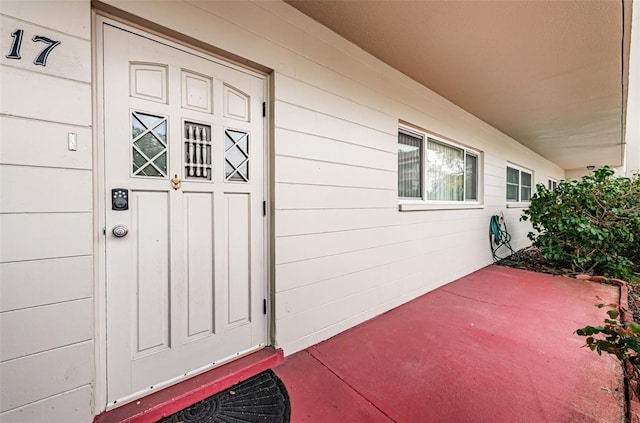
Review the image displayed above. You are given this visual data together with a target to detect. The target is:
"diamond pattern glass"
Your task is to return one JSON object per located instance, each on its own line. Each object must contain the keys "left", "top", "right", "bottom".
{"left": 225, "top": 129, "right": 249, "bottom": 182}
{"left": 131, "top": 111, "right": 168, "bottom": 177}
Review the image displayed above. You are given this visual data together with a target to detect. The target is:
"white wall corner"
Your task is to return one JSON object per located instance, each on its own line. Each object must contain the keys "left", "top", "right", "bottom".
{"left": 625, "top": 1, "right": 640, "bottom": 176}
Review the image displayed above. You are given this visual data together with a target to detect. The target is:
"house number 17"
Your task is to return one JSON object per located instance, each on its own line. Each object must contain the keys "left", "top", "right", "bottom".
{"left": 6, "top": 29, "right": 61, "bottom": 67}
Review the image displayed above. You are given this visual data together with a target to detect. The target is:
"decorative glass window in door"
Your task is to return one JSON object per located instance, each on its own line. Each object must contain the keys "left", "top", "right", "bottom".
{"left": 131, "top": 111, "right": 167, "bottom": 177}
{"left": 225, "top": 129, "right": 249, "bottom": 182}
{"left": 184, "top": 122, "right": 212, "bottom": 180}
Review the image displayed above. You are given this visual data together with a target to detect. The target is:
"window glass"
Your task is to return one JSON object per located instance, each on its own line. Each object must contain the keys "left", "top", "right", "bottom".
{"left": 506, "top": 167, "right": 519, "bottom": 201}
{"left": 398, "top": 128, "right": 480, "bottom": 203}
{"left": 506, "top": 167, "right": 519, "bottom": 185}
{"left": 506, "top": 165, "right": 533, "bottom": 202}
{"left": 131, "top": 111, "right": 168, "bottom": 178}
{"left": 465, "top": 153, "right": 478, "bottom": 201}
{"left": 506, "top": 184, "right": 519, "bottom": 201}
{"left": 521, "top": 171, "right": 532, "bottom": 201}
{"left": 398, "top": 131, "right": 422, "bottom": 198}
{"left": 426, "top": 139, "right": 464, "bottom": 201}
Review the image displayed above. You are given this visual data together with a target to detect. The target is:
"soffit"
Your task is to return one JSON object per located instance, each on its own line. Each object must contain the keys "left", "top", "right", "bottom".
{"left": 285, "top": 0, "right": 626, "bottom": 171}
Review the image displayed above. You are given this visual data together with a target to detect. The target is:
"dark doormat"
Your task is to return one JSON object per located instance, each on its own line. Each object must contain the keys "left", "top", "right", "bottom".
{"left": 158, "top": 369, "right": 291, "bottom": 423}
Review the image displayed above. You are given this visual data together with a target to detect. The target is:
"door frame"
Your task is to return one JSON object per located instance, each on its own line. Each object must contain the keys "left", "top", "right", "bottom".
{"left": 92, "top": 11, "right": 273, "bottom": 414}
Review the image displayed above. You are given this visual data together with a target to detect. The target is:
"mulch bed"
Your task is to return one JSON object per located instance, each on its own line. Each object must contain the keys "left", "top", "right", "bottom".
{"left": 496, "top": 246, "right": 640, "bottom": 323}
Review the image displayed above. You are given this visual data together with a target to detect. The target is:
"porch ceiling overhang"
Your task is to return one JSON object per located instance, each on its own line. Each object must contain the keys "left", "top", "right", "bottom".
{"left": 286, "top": 0, "right": 630, "bottom": 171}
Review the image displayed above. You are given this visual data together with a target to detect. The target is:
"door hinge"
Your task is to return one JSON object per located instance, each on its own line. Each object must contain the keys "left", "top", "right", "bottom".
{"left": 263, "top": 200, "right": 266, "bottom": 216}
{"left": 263, "top": 299, "right": 267, "bottom": 315}
{"left": 262, "top": 102, "right": 266, "bottom": 117}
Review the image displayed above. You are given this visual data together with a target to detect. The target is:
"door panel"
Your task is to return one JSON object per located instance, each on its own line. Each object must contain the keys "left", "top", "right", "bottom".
{"left": 184, "top": 192, "right": 214, "bottom": 338}
{"left": 182, "top": 71, "right": 213, "bottom": 113}
{"left": 226, "top": 193, "right": 251, "bottom": 326}
{"left": 101, "top": 22, "right": 267, "bottom": 406}
{"left": 134, "top": 191, "right": 170, "bottom": 356}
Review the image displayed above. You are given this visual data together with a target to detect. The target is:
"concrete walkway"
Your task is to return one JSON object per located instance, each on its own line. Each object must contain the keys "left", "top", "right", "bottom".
{"left": 274, "top": 266, "right": 625, "bottom": 423}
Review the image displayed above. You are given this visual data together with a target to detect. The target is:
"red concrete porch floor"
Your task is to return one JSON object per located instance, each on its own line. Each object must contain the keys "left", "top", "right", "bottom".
{"left": 273, "top": 265, "right": 625, "bottom": 423}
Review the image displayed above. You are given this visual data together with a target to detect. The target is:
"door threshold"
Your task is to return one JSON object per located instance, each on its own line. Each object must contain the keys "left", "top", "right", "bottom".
{"left": 93, "top": 347, "right": 284, "bottom": 423}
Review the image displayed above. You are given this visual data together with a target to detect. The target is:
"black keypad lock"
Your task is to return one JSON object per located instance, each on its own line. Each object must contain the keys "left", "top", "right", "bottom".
{"left": 112, "top": 188, "right": 129, "bottom": 211}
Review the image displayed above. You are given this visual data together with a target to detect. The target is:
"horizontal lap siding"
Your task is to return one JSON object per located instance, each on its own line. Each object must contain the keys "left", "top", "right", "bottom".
{"left": 69, "top": 0, "right": 573, "bottom": 377}
{"left": 275, "top": 184, "right": 395, "bottom": 209}
{"left": 0, "top": 386, "right": 93, "bottom": 423}
{"left": 1, "top": 299, "right": 93, "bottom": 361}
{"left": 271, "top": 68, "right": 410, "bottom": 343}
{"left": 0, "top": 256, "right": 92, "bottom": 312}
{"left": 0, "top": 342, "right": 93, "bottom": 413}
{"left": 102, "top": 0, "right": 565, "bottom": 355}
{"left": 263, "top": 1, "right": 557, "bottom": 353}
{"left": 1, "top": 67, "right": 92, "bottom": 125}
{"left": 276, "top": 128, "right": 396, "bottom": 172}
{"left": 0, "top": 166, "right": 92, "bottom": 213}
{"left": 0, "top": 117, "right": 93, "bottom": 169}
{"left": 276, "top": 208, "right": 398, "bottom": 236}
{"left": 0, "top": 213, "right": 93, "bottom": 262}
{"left": 0, "top": 0, "right": 566, "bottom": 419}
{"left": 0, "top": 1, "right": 93, "bottom": 421}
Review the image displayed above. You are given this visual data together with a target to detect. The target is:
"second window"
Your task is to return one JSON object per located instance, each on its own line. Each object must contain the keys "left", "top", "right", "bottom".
{"left": 506, "top": 164, "right": 533, "bottom": 202}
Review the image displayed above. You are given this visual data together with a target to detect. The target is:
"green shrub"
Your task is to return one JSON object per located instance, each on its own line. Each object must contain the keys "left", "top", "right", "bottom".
{"left": 521, "top": 166, "right": 640, "bottom": 280}
{"left": 576, "top": 301, "right": 640, "bottom": 390}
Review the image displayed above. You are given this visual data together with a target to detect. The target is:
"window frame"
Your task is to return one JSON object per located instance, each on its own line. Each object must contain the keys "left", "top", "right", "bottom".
{"left": 398, "top": 125, "right": 483, "bottom": 211}
{"left": 463, "top": 150, "right": 479, "bottom": 202}
{"left": 397, "top": 128, "right": 424, "bottom": 200}
{"left": 506, "top": 163, "right": 534, "bottom": 205}
{"left": 548, "top": 178, "right": 558, "bottom": 191}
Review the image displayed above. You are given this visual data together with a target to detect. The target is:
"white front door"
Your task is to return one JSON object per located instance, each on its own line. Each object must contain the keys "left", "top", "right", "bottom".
{"left": 100, "top": 22, "right": 267, "bottom": 406}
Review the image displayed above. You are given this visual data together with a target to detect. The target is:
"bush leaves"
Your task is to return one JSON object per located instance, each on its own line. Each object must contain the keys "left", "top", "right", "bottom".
{"left": 521, "top": 166, "right": 640, "bottom": 280}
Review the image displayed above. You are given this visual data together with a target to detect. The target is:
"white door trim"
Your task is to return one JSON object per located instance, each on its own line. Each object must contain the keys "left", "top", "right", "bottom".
{"left": 92, "top": 12, "right": 272, "bottom": 415}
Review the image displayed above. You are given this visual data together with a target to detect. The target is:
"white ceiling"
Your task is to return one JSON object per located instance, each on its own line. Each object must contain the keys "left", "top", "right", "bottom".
{"left": 286, "top": 0, "right": 629, "bottom": 171}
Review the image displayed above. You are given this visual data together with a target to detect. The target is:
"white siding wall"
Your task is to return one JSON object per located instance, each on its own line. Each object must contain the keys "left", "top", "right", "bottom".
{"left": 100, "top": 0, "right": 563, "bottom": 356}
{"left": 0, "top": 1, "right": 94, "bottom": 422}
{"left": 1, "top": 1, "right": 568, "bottom": 419}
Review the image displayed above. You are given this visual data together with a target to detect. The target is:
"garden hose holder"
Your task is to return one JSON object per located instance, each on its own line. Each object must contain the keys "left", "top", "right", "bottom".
{"left": 490, "top": 212, "right": 520, "bottom": 264}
